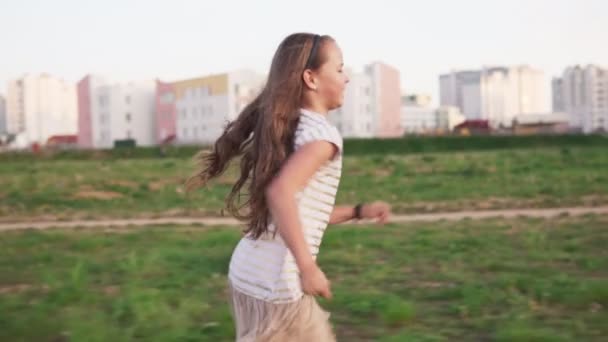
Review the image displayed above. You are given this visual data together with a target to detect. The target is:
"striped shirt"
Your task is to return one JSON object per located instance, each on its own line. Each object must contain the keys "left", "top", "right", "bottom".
{"left": 228, "top": 108, "right": 343, "bottom": 303}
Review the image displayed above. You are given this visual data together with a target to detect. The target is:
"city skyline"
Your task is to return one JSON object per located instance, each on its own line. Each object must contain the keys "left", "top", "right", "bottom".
{"left": 3, "top": 62, "right": 606, "bottom": 149}
{"left": 1, "top": 0, "right": 607, "bottom": 106}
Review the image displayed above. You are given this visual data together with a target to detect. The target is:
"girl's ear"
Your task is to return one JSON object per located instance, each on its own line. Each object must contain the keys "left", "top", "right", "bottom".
{"left": 302, "top": 70, "right": 317, "bottom": 91}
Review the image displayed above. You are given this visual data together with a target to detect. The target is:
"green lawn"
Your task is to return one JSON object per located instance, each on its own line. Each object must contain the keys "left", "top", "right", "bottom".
{"left": 1, "top": 215, "right": 606, "bottom": 341}
{"left": 1, "top": 146, "right": 608, "bottom": 221}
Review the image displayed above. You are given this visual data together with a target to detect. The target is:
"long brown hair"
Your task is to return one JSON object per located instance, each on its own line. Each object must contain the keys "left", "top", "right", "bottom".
{"left": 186, "top": 33, "right": 333, "bottom": 239}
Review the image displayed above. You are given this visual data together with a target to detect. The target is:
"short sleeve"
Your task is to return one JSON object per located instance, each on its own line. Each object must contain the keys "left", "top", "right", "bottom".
{"left": 294, "top": 123, "right": 343, "bottom": 160}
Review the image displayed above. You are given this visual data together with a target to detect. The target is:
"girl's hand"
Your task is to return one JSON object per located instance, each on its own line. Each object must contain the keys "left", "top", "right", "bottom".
{"left": 361, "top": 201, "right": 391, "bottom": 224}
{"left": 300, "top": 263, "right": 332, "bottom": 299}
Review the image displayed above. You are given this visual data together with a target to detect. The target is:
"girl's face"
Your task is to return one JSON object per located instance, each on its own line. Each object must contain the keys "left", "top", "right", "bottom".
{"left": 315, "top": 41, "right": 349, "bottom": 110}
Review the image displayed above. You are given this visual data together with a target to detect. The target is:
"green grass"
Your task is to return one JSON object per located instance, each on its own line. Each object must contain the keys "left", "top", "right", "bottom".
{"left": 1, "top": 134, "right": 607, "bottom": 162}
{"left": 343, "top": 134, "right": 608, "bottom": 155}
{"left": 0, "top": 215, "right": 606, "bottom": 340}
{"left": 1, "top": 146, "right": 608, "bottom": 220}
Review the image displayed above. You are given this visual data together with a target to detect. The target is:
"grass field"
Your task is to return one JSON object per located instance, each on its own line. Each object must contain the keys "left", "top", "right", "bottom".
{"left": 2, "top": 134, "right": 607, "bottom": 161}
{"left": 1, "top": 146, "right": 608, "bottom": 221}
{"left": 2, "top": 138, "right": 607, "bottom": 340}
{"left": 1, "top": 215, "right": 606, "bottom": 341}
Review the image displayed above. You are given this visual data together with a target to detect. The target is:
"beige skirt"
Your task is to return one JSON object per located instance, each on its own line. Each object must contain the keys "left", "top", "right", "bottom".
{"left": 227, "top": 281, "right": 336, "bottom": 342}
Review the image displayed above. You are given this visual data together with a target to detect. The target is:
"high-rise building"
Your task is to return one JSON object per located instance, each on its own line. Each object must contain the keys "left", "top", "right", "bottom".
{"left": 366, "top": 62, "right": 403, "bottom": 137}
{"left": 330, "top": 68, "right": 375, "bottom": 137}
{"left": 330, "top": 62, "right": 403, "bottom": 138}
{"left": 78, "top": 75, "right": 157, "bottom": 148}
{"left": 552, "top": 65, "right": 608, "bottom": 133}
{"left": 155, "top": 69, "right": 265, "bottom": 145}
{"left": 0, "top": 95, "right": 6, "bottom": 134}
{"left": 440, "top": 66, "right": 548, "bottom": 128}
{"left": 6, "top": 73, "right": 77, "bottom": 146}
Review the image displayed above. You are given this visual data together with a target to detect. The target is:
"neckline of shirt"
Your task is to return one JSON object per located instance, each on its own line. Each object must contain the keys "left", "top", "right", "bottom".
{"left": 299, "top": 108, "right": 329, "bottom": 122}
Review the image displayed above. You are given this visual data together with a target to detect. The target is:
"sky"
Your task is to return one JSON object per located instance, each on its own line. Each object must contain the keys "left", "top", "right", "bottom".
{"left": 0, "top": 0, "right": 606, "bottom": 105}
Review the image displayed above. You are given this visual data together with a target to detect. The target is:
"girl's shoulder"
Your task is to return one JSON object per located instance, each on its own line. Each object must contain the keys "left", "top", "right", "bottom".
{"left": 295, "top": 114, "right": 343, "bottom": 153}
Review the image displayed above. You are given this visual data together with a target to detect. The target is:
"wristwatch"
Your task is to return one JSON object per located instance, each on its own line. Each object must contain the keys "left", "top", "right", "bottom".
{"left": 354, "top": 203, "right": 364, "bottom": 219}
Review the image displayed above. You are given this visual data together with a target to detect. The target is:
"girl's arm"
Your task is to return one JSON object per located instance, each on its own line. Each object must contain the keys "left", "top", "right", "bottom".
{"left": 328, "top": 205, "right": 357, "bottom": 225}
{"left": 329, "top": 202, "right": 392, "bottom": 225}
{"left": 265, "top": 140, "right": 338, "bottom": 298}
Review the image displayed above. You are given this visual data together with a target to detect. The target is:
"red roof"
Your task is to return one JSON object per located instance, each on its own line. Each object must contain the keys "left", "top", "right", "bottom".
{"left": 47, "top": 135, "right": 78, "bottom": 145}
{"left": 454, "top": 120, "right": 490, "bottom": 129}
{"left": 161, "top": 134, "right": 176, "bottom": 145}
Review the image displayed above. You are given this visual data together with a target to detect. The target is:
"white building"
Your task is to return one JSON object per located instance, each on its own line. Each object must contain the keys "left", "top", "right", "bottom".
{"left": 401, "top": 94, "right": 437, "bottom": 134}
{"left": 6, "top": 73, "right": 78, "bottom": 146}
{"left": 0, "top": 95, "right": 6, "bottom": 134}
{"left": 551, "top": 77, "right": 565, "bottom": 115}
{"left": 440, "top": 66, "right": 548, "bottom": 128}
{"left": 512, "top": 112, "right": 569, "bottom": 125}
{"left": 329, "top": 62, "right": 402, "bottom": 138}
{"left": 401, "top": 106, "right": 436, "bottom": 134}
{"left": 436, "top": 106, "right": 466, "bottom": 133}
{"left": 440, "top": 70, "right": 482, "bottom": 119}
{"left": 156, "top": 69, "right": 266, "bottom": 145}
{"left": 78, "top": 75, "right": 157, "bottom": 148}
{"left": 401, "top": 94, "right": 465, "bottom": 135}
{"left": 552, "top": 65, "right": 608, "bottom": 133}
{"left": 330, "top": 68, "right": 375, "bottom": 137}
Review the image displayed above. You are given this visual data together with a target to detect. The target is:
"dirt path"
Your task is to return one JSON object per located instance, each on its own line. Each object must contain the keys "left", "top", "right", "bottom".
{"left": 1, "top": 206, "right": 607, "bottom": 232}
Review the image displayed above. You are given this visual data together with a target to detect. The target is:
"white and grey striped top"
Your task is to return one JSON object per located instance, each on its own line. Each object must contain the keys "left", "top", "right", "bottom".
{"left": 228, "top": 108, "right": 343, "bottom": 304}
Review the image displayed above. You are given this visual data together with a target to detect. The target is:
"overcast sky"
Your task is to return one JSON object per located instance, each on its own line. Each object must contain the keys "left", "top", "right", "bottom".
{"left": 1, "top": 0, "right": 606, "bottom": 104}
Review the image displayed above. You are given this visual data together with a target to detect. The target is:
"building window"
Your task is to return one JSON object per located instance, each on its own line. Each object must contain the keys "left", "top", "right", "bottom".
{"left": 234, "top": 84, "right": 240, "bottom": 95}
{"left": 183, "top": 128, "right": 188, "bottom": 138}
{"left": 126, "top": 113, "right": 131, "bottom": 122}
{"left": 160, "top": 92, "right": 174, "bottom": 104}
{"left": 125, "top": 95, "right": 131, "bottom": 104}
{"left": 99, "top": 95, "right": 108, "bottom": 107}
{"left": 126, "top": 130, "right": 132, "bottom": 139}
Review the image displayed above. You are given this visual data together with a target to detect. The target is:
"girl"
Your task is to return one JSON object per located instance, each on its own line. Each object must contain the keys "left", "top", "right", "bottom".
{"left": 187, "top": 33, "right": 391, "bottom": 341}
